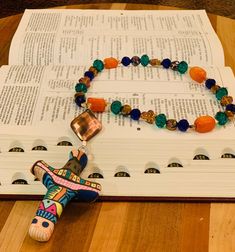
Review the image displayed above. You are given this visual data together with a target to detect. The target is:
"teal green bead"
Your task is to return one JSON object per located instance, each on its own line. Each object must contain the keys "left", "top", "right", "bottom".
{"left": 93, "top": 59, "right": 104, "bottom": 72}
{"left": 215, "top": 111, "right": 228, "bottom": 125}
{"left": 177, "top": 61, "right": 188, "bottom": 74}
{"left": 215, "top": 87, "right": 228, "bottom": 100}
{"left": 155, "top": 113, "right": 167, "bottom": 128}
{"left": 140, "top": 55, "right": 150, "bottom": 67}
{"left": 111, "top": 100, "right": 122, "bottom": 115}
{"left": 75, "top": 83, "right": 87, "bottom": 93}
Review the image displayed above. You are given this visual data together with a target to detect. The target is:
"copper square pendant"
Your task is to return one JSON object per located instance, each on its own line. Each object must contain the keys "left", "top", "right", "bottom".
{"left": 70, "top": 110, "right": 102, "bottom": 141}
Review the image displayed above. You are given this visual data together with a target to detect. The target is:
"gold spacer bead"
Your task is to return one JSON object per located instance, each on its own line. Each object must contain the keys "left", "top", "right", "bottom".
{"left": 141, "top": 111, "right": 148, "bottom": 120}
{"left": 166, "top": 119, "right": 177, "bottom": 131}
{"left": 220, "top": 95, "right": 233, "bottom": 106}
{"left": 74, "top": 92, "right": 85, "bottom": 98}
{"left": 79, "top": 76, "right": 91, "bottom": 88}
{"left": 225, "top": 110, "right": 234, "bottom": 120}
{"left": 146, "top": 117, "right": 155, "bottom": 124}
{"left": 141, "top": 111, "right": 156, "bottom": 124}
{"left": 89, "top": 66, "right": 98, "bottom": 76}
{"left": 210, "top": 85, "right": 220, "bottom": 94}
{"left": 189, "top": 124, "right": 196, "bottom": 130}
{"left": 147, "top": 110, "right": 155, "bottom": 116}
{"left": 121, "top": 104, "right": 132, "bottom": 116}
{"left": 149, "top": 59, "right": 161, "bottom": 66}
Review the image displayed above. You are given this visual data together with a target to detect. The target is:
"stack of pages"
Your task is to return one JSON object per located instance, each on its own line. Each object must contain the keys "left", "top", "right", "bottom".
{"left": 0, "top": 9, "right": 235, "bottom": 199}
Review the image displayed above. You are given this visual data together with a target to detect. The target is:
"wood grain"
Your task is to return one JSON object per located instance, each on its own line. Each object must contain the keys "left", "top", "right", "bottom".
{"left": 0, "top": 4, "right": 235, "bottom": 251}
{"left": 0, "top": 14, "right": 23, "bottom": 66}
{"left": 0, "top": 201, "right": 38, "bottom": 252}
{"left": 0, "top": 201, "right": 15, "bottom": 232}
{"left": 1, "top": 0, "right": 235, "bottom": 19}
{"left": 15, "top": 202, "right": 211, "bottom": 252}
{"left": 209, "top": 203, "right": 235, "bottom": 252}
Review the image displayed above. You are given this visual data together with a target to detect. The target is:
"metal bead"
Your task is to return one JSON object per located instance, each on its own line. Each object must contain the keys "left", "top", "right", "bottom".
{"left": 89, "top": 66, "right": 98, "bottom": 76}
{"left": 149, "top": 59, "right": 161, "bottom": 66}
{"left": 141, "top": 110, "right": 155, "bottom": 124}
{"left": 147, "top": 110, "right": 155, "bottom": 116}
{"left": 79, "top": 77, "right": 91, "bottom": 88}
{"left": 146, "top": 117, "right": 155, "bottom": 124}
{"left": 225, "top": 110, "right": 234, "bottom": 120}
{"left": 210, "top": 85, "right": 220, "bottom": 94}
{"left": 220, "top": 95, "right": 233, "bottom": 106}
{"left": 131, "top": 56, "right": 141, "bottom": 66}
{"left": 141, "top": 111, "right": 148, "bottom": 120}
{"left": 121, "top": 105, "right": 132, "bottom": 116}
{"left": 170, "top": 61, "right": 179, "bottom": 71}
{"left": 166, "top": 119, "right": 178, "bottom": 130}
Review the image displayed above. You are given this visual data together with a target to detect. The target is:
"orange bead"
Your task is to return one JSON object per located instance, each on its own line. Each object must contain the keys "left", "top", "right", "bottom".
{"left": 189, "top": 67, "right": 207, "bottom": 83}
{"left": 87, "top": 98, "right": 106, "bottom": 112}
{"left": 194, "top": 116, "right": 216, "bottom": 133}
{"left": 104, "top": 57, "right": 119, "bottom": 69}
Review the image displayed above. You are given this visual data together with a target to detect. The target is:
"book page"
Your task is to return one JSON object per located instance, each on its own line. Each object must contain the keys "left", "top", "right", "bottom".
{"left": 9, "top": 9, "right": 224, "bottom": 66}
{"left": 0, "top": 64, "right": 234, "bottom": 141}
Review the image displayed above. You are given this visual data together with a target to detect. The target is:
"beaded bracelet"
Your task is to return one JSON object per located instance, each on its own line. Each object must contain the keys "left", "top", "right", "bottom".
{"left": 71, "top": 55, "right": 235, "bottom": 141}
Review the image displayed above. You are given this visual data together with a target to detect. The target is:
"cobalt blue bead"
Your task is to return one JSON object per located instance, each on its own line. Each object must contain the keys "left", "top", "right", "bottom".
{"left": 75, "top": 95, "right": 86, "bottom": 107}
{"left": 130, "top": 109, "right": 141, "bottom": 120}
{"left": 226, "top": 104, "right": 235, "bottom": 112}
{"left": 121, "top": 56, "right": 132, "bottom": 66}
{"left": 161, "top": 58, "right": 171, "bottom": 69}
{"left": 205, "top": 79, "right": 216, "bottom": 89}
{"left": 84, "top": 71, "right": 94, "bottom": 80}
{"left": 177, "top": 119, "right": 189, "bottom": 132}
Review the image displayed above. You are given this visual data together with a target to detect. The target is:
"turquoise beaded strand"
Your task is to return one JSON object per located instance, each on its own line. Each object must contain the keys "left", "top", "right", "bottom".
{"left": 74, "top": 55, "right": 235, "bottom": 133}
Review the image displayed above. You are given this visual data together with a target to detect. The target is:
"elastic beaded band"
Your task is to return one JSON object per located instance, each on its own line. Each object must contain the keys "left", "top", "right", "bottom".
{"left": 74, "top": 55, "right": 235, "bottom": 133}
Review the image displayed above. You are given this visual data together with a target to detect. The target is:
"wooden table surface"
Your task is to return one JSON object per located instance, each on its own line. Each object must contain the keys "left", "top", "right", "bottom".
{"left": 0, "top": 3, "right": 235, "bottom": 252}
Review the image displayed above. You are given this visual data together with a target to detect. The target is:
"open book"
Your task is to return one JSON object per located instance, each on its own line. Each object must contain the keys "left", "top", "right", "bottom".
{"left": 1, "top": 9, "right": 235, "bottom": 199}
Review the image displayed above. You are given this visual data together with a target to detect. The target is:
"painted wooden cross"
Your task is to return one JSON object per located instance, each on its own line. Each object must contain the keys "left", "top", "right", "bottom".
{"left": 29, "top": 149, "right": 101, "bottom": 242}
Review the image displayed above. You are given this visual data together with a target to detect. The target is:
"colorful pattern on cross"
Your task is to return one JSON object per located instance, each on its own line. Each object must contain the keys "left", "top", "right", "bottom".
{"left": 28, "top": 149, "right": 101, "bottom": 242}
